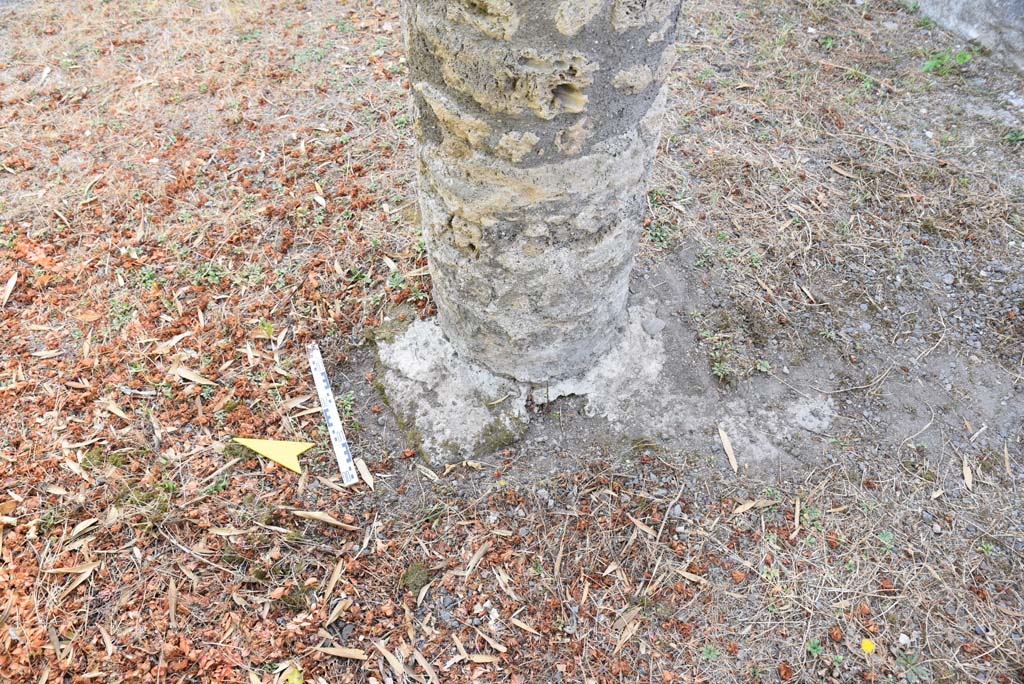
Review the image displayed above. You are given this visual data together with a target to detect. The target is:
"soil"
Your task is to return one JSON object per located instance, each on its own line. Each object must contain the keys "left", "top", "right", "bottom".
{"left": 1, "top": 1, "right": 1022, "bottom": 683}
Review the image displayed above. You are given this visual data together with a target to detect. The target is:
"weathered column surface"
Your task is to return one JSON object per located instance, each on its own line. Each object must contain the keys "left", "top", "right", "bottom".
{"left": 404, "top": 0, "right": 682, "bottom": 383}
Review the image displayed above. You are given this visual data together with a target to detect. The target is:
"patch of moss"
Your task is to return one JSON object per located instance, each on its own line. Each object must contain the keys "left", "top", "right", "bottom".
{"left": 81, "top": 446, "right": 105, "bottom": 469}
{"left": 82, "top": 446, "right": 133, "bottom": 470}
{"left": 223, "top": 440, "right": 251, "bottom": 460}
{"left": 117, "top": 484, "right": 172, "bottom": 530}
{"left": 475, "top": 415, "right": 526, "bottom": 454}
{"left": 368, "top": 303, "right": 416, "bottom": 344}
{"left": 279, "top": 585, "right": 308, "bottom": 613}
{"left": 107, "top": 450, "right": 129, "bottom": 467}
{"left": 401, "top": 561, "right": 432, "bottom": 594}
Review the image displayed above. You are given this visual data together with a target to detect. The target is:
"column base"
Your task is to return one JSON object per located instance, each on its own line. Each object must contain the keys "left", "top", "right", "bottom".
{"left": 375, "top": 304, "right": 664, "bottom": 464}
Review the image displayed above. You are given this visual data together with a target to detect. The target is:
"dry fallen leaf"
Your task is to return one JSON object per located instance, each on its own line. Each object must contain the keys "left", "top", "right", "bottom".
{"left": 417, "top": 581, "right": 432, "bottom": 606}
{"left": 731, "top": 498, "right": 778, "bottom": 517}
{"left": 168, "top": 578, "right": 178, "bottom": 629}
{"left": 613, "top": 619, "right": 640, "bottom": 655}
{"left": 98, "top": 625, "right": 114, "bottom": 657}
{"left": 613, "top": 606, "right": 643, "bottom": 634}
{"left": 153, "top": 332, "right": 191, "bottom": 355}
{"left": 829, "top": 162, "right": 860, "bottom": 180}
{"left": 676, "top": 569, "right": 708, "bottom": 585}
{"left": 789, "top": 497, "right": 801, "bottom": 540}
{"left": 172, "top": 365, "right": 217, "bottom": 386}
{"left": 325, "top": 598, "right": 352, "bottom": 627}
{"left": 324, "top": 558, "right": 345, "bottom": 600}
{"left": 291, "top": 510, "right": 359, "bottom": 530}
{"left": 628, "top": 514, "right": 657, "bottom": 537}
{"left": 963, "top": 456, "right": 973, "bottom": 491}
{"left": 718, "top": 424, "right": 738, "bottom": 473}
{"left": 97, "top": 399, "right": 130, "bottom": 421}
{"left": 355, "top": 457, "right": 374, "bottom": 490}
{"left": 68, "top": 517, "right": 98, "bottom": 540}
{"left": 44, "top": 561, "right": 102, "bottom": 574}
{"left": 58, "top": 562, "right": 99, "bottom": 599}
{"left": 510, "top": 617, "right": 540, "bottom": 636}
{"left": 468, "top": 654, "right": 499, "bottom": 664}
{"left": 414, "top": 650, "right": 440, "bottom": 684}
{"left": 417, "top": 464, "right": 441, "bottom": 482}
{"left": 280, "top": 394, "right": 312, "bottom": 411}
{"left": 2, "top": 273, "right": 17, "bottom": 308}
{"left": 374, "top": 641, "right": 405, "bottom": 677}
{"left": 456, "top": 540, "right": 491, "bottom": 581}
{"left": 314, "top": 646, "right": 368, "bottom": 661}
{"left": 474, "top": 627, "right": 508, "bottom": 653}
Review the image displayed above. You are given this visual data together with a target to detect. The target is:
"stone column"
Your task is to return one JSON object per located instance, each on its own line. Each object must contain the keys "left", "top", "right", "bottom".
{"left": 402, "top": 0, "right": 681, "bottom": 383}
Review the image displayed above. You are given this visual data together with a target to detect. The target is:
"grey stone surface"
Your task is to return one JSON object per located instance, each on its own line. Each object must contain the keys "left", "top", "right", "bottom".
{"left": 919, "top": 0, "right": 1024, "bottom": 72}
{"left": 642, "top": 317, "right": 666, "bottom": 336}
{"left": 402, "top": 0, "right": 683, "bottom": 383}
{"left": 532, "top": 304, "right": 666, "bottom": 421}
{"left": 377, "top": 318, "right": 529, "bottom": 463}
{"left": 377, "top": 305, "right": 665, "bottom": 463}
{"left": 377, "top": 300, "right": 844, "bottom": 469}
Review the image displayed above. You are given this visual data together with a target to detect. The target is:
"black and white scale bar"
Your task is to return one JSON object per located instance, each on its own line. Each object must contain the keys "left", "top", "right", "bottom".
{"left": 306, "top": 342, "right": 358, "bottom": 485}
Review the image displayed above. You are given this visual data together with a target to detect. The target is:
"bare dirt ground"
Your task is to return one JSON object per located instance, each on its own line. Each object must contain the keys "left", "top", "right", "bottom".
{"left": 1, "top": 1, "right": 1022, "bottom": 683}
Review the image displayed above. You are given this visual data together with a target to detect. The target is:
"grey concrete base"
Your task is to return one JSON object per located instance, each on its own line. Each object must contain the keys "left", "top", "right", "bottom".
{"left": 377, "top": 297, "right": 842, "bottom": 472}
{"left": 377, "top": 305, "right": 664, "bottom": 464}
{"left": 919, "top": 0, "right": 1024, "bottom": 72}
{"left": 377, "top": 318, "right": 530, "bottom": 464}
{"left": 530, "top": 304, "right": 666, "bottom": 421}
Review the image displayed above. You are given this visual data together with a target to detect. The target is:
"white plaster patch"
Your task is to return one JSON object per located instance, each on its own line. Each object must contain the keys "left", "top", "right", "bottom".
{"left": 378, "top": 319, "right": 529, "bottom": 463}
{"left": 786, "top": 396, "right": 837, "bottom": 434}
{"left": 534, "top": 304, "right": 665, "bottom": 422}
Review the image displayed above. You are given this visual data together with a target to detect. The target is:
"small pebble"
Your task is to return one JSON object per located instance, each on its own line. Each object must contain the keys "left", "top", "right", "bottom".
{"left": 933, "top": 523, "right": 942, "bottom": 534}
{"left": 642, "top": 317, "right": 666, "bottom": 337}
{"left": 943, "top": 273, "right": 955, "bottom": 286}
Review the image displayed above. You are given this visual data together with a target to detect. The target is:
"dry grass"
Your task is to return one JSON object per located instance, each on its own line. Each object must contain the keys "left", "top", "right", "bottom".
{"left": 1, "top": 0, "right": 1022, "bottom": 683}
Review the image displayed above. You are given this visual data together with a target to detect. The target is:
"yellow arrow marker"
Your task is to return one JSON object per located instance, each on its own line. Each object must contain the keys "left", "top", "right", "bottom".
{"left": 232, "top": 438, "right": 314, "bottom": 474}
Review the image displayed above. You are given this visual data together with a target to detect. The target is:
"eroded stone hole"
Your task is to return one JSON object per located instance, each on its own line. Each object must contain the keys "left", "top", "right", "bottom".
{"left": 459, "top": 0, "right": 503, "bottom": 21}
{"left": 552, "top": 83, "right": 587, "bottom": 113}
{"left": 450, "top": 0, "right": 518, "bottom": 39}
{"left": 615, "top": 0, "right": 646, "bottom": 23}
{"left": 449, "top": 215, "right": 483, "bottom": 258}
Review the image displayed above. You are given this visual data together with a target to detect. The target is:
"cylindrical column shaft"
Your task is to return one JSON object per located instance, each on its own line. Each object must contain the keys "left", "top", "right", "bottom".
{"left": 403, "top": 0, "right": 681, "bottom": 382}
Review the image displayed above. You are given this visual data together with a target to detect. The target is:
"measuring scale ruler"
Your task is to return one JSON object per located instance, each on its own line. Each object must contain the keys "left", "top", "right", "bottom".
{"left": 305, "top": 342, "right": 359, "bottom": 485}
